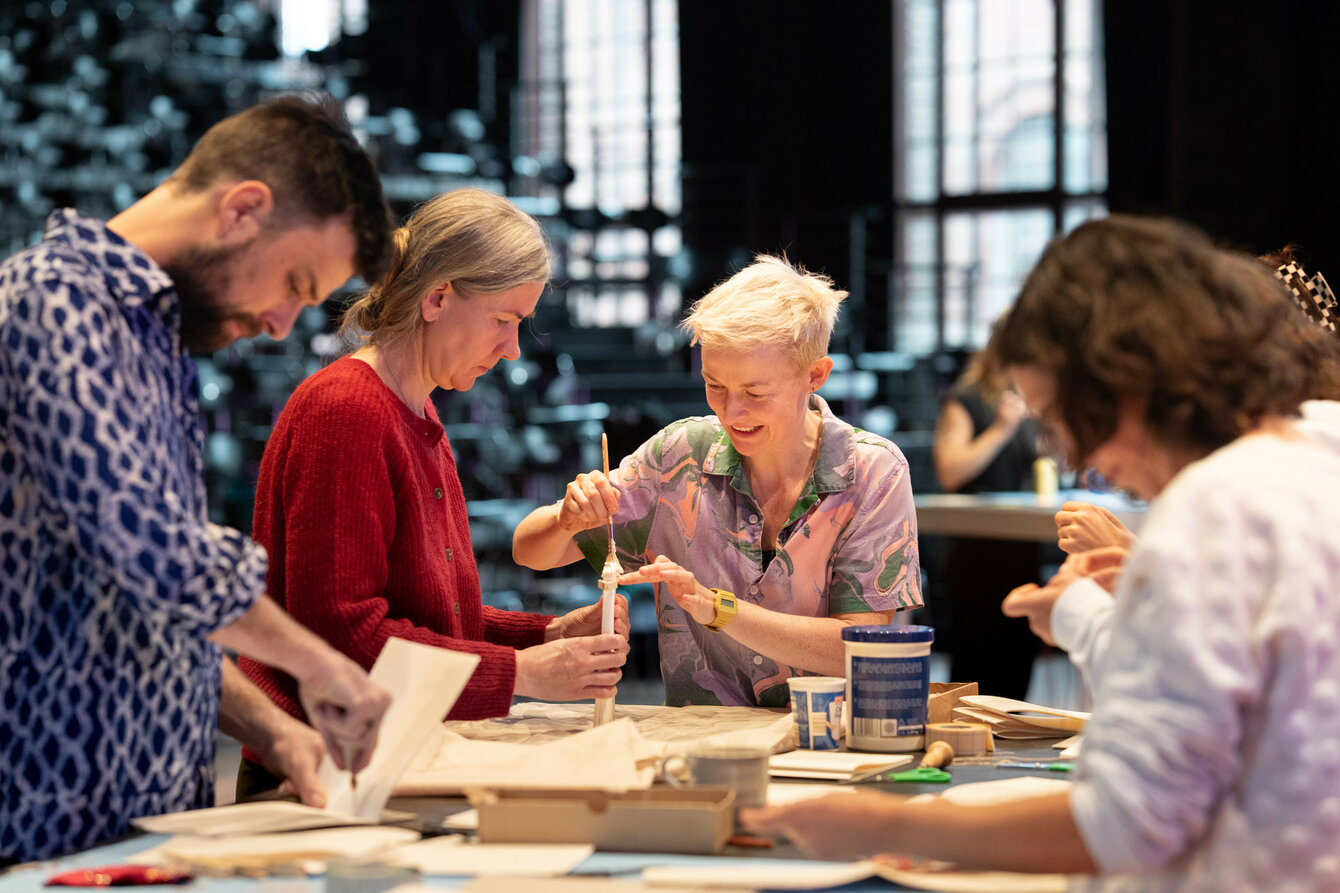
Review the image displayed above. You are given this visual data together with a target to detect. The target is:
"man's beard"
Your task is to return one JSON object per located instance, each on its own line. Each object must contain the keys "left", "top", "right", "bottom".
{"left": 162, "top": 242, "right": 263, "bottom": 353}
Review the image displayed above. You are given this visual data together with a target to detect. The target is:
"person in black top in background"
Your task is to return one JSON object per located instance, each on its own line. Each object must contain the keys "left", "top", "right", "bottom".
{"left": 931, "top": 333, "right": 1043, "bottom": 698}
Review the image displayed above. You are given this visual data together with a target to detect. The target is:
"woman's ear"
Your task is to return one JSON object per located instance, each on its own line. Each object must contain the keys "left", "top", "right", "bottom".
{"left": 421, "top": 282, "right": 455, "bottom": 323}
{"left": 808, "top": 356, "right": 835, "bottom": 392}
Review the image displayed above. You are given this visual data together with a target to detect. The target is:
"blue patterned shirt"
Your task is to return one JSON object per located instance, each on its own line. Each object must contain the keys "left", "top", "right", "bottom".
{"left": 0, "top": 210, "right": 267, "bottom": 861}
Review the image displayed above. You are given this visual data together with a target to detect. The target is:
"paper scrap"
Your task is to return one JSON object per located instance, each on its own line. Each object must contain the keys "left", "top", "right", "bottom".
{"left": 397, "top": 717, "right": 655, "bottom": 795}
{"left": 768, "top": 751, "right": 912, "bottom": 781}
{"left": 642, "top": 859, "right": 878, "bottom": 889}
{"left": 386, "top": 840, "right": 594, "bottom": 877}
{"left": 134, "top": 801, "right": 377, "bottom": 836}
{"left": 437, "top": 701, "right": 793, "bottom": 752}
{"left": 321, "top": 638, "right": 480, "bottom": 817}
{"left": 950, "top": 696, "right": 1089, "bottom": 739}
{"left": 130, "top": 826, "right": 420, "bottom": 874}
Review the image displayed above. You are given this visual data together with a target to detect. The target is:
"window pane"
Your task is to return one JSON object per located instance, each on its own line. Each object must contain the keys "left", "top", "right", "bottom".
{"left": 943, "top": 208, "right": 1052, "bottom": 346}
{"left": 894, "top": 213, "right": 939, "bottom": 354}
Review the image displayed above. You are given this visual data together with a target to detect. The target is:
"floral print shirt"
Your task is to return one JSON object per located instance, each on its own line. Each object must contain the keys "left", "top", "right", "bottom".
{"left": 577, "top": 395, "right": 921, "bottom": 707}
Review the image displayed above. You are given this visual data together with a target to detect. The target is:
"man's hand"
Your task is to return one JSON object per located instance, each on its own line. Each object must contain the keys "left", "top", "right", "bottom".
{"left": 261, "top": 718, "right": 328, "bottom": 807}
{"left": 295, "top": 651, "right": 392, "bottom": 775}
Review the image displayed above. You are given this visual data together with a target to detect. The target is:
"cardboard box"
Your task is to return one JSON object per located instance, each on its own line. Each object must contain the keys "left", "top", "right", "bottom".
{"left": 927, "top": 681, "right": 979, "bottom": 725}
{"left": 469, "top": 786, "right": 735, "bottom": 855}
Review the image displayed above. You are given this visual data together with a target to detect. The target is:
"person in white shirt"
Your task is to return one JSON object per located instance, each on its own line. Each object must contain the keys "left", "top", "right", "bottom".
{"left": 743, "top": 215, "right": 1340, "bottom": 890}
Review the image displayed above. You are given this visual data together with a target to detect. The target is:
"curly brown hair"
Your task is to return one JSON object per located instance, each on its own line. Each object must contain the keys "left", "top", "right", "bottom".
{"left": 993, "top": 215, "right": 1336, "bottom": 464}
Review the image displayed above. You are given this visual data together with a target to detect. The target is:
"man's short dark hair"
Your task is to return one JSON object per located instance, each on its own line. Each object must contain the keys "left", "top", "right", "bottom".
{"left": 170, "top": 93, "right": 394, "bottom": 284}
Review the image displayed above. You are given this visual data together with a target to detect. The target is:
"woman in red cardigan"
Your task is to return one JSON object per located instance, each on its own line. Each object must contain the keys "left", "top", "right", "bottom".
{"left": 237, "top": 188, "right": 628, "bottom": 798}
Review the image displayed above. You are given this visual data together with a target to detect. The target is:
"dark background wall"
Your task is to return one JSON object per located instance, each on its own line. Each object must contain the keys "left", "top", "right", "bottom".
{"left": 678, "top": 2, "right": 895, "bottom": 355}
{"left": 1104, "top": 0, "right": 1340, "bottom": 272}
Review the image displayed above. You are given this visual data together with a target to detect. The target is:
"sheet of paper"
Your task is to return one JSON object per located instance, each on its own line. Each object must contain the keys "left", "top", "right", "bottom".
{"left": 386, "top": 840, "right": 594, "bottom": 877}
{"left": 876, "top": 865, "right": 1067, "bottom": 893}
{"left": 768, "top": 751, "right": 912, "bottom": 780}
{"left": 764, "top": 783, "right": 857, "bottom": 805}
{"left": 321, "top": 637, "right": 480, "bottom": 817}
{"left": 397, "top": 717, "right": 655, "bottom": 795}
{"left": 130, "top": 826, "right": 420, "bottom": 872}
{"left": 937, "top": 776, "right": 1072, "bottom": 805}
{"left": 643, "top": 859, "right": 877, "bottom": 889}
{"left": 955, "top": 695, "right": 1089, "bottom": 733}
{"left": 435, "top": 701, "right": 793, "bottom": 753}
{"left": 134, "top": 801, "right": 376, "bottom": 835}
{"left": 464, "top": 880, "right": 700, "bottom": 893}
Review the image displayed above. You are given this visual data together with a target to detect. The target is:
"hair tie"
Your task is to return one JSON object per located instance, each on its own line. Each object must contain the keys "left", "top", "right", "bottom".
{"left": 1276, "top": 261, "right": 1338, "bottom": 334}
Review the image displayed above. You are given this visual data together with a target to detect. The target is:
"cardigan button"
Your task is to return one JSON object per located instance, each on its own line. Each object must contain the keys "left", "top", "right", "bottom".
{"left": 433, "top": 487, "right": 444, "bottom": 499}
{"left": 453, "top": 603, "right": 461, "bottom": 615}
{"left": 446, "top": 548, "right": 453, "bottom": 561}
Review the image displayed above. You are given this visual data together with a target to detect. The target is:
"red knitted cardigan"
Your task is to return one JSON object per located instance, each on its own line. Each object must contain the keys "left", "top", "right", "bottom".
{"left": 239, "top": 357, "right": 552, "bottom": 759}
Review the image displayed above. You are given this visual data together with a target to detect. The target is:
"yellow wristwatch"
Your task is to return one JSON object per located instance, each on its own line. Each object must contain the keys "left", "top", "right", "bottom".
{"left": 707, "top": 588, "right": 738, "bottom": 632}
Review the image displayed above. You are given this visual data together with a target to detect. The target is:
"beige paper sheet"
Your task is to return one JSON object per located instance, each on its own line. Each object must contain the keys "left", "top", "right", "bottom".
{"left": 386, "top": 839, "right": 594, "bottom": 877}
{"left": 130, "top": 826, "right": 420, "bottom": 873}
{"left": 321, "top": 637, "right": 481, "bottom": 817}
{"left": 133, "top": 801, "right": 377, "bottom": 835}
{"left": 397, "top": 703, "right": 793, "bottom": 796}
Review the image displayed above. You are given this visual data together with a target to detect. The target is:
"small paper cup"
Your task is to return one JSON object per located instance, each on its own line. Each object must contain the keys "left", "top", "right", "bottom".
{"left": 787, "top": 676, "right": 846, "bottom": 750}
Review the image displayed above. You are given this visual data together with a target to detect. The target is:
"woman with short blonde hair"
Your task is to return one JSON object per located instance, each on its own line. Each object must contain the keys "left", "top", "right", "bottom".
{"left": 514, "top": 254, "right": 922, "bottom": 708}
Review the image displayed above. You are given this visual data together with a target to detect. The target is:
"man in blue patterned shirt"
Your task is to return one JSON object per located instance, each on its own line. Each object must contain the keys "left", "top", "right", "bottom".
{"left": 0, "top": 95, "right": 397, "bottom": 861}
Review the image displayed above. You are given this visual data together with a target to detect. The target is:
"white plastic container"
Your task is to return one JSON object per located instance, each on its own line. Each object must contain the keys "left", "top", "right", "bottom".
{"left": 786, "top": 676, "right": 846, "bottom": 750}
{"left": 841, "top": 624, "right": 934, "bottom": 752}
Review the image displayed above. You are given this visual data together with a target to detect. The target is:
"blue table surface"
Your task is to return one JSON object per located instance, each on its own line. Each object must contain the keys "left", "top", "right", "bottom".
{"left": 1, "top": 742, "right": 1070, "bottom": 892}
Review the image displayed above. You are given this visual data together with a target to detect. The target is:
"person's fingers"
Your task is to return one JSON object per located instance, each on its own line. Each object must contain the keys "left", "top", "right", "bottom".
{"left": 1083, "top": 545, "right": 1129, "bottom": 569}
{"left": 1091, "top": 567, "right": 1122, "bottom": 592}
{"left": 1000, "top": 583, "right": 1039, "bottom": 616}
{"left": 280, "top": 765, "right": 326, "bottom": 809}
{"left": 738, "top": 805, "right": 786, "bottom": 834}
{"left": 586, "top": 633, "right": 629, "bottom": 656}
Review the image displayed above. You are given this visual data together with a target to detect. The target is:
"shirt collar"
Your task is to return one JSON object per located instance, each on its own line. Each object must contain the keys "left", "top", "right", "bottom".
{"left": 46, "top": 209, "right": 179, "bottom": 327}
{"left": 702, "top": 394, "right": 857, "bottom": 500}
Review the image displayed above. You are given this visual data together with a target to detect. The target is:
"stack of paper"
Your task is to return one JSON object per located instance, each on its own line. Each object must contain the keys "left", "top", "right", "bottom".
{"left": 950, "top": 695, "right": 1089, "bottom": 739}
{"left": 768, "top": 750, "right": 912, "bottom": 782}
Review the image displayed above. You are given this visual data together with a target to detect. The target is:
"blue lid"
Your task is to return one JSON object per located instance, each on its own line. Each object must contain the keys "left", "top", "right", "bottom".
{"left": 841, "top": 623, "right": 934, "bottom": 643}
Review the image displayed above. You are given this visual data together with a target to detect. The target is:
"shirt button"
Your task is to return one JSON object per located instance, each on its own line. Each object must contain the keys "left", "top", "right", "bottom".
{"left": 446, "top": 548, "right": 453, "bottom": 561}
{"left": 453, "top": 604, "right": 461, "bottom": 616}
{"left": 748, "top": 513, "right": 759, "bottom": 524}
{"left": 753, "top": 655, "right": 764, "bottom": 665}
{"left": 433, "top": 487, "right": 444, "bottom": 499}
{"left": 749, "top": 585, "right": 759, "bottom": 594}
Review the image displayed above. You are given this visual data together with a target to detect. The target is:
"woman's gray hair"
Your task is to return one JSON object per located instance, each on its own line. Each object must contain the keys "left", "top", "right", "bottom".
{"left": 341, "top": 187, "right": 551, "bottom": 348}
{"left": 681, "top": 254, "right": 847, "bottom": 371}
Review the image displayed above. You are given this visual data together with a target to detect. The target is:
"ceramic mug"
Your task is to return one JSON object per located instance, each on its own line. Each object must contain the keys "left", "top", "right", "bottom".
{"left": 659, "top": 745, "right": 771, "bottom": 810}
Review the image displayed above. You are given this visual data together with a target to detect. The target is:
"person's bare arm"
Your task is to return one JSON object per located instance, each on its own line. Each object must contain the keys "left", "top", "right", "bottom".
{"left": 620, "top": 556, "right": 892, "bottom": 676}
{"left": 210, "top": 596, "right": 390, "bottom": 772}
{"left": 513, "top": 471, "right": 620, "bottom": 569}
{"left": 218, "top": 657, "right": 326, "bottom": 806}
{"left": 933, "top": 394, "right": 1027, "bottom": 493}
{"left": 741, "top": 791, "right": 1097, "bottom": 874}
